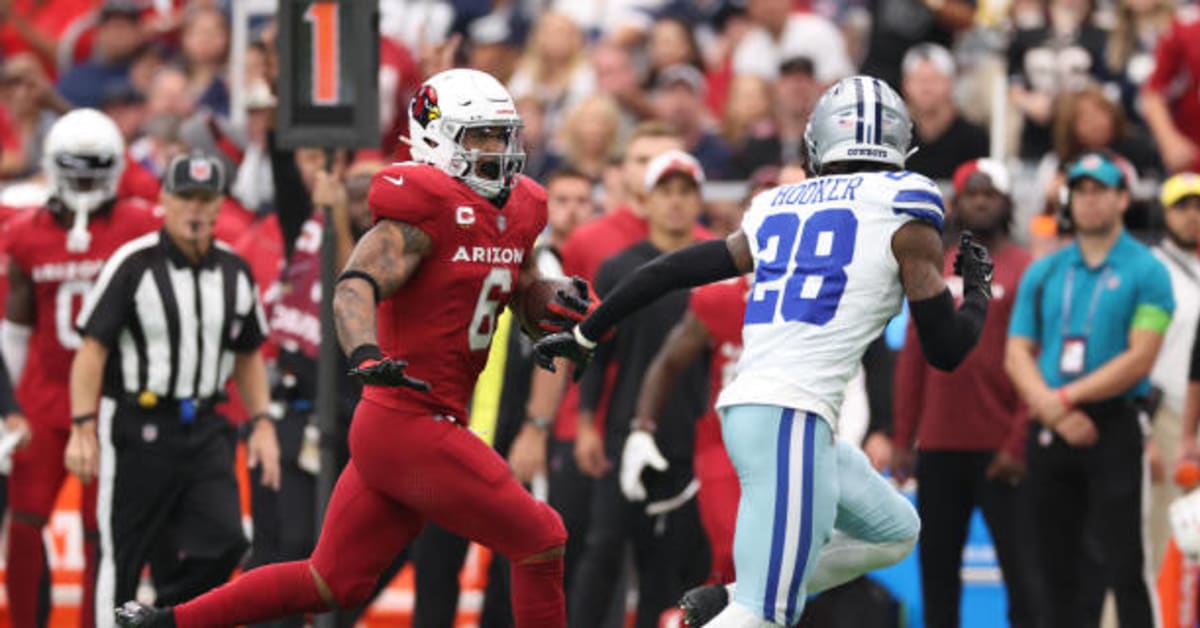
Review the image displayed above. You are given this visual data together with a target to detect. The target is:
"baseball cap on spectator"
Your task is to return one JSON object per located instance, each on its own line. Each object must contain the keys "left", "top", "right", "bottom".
{"left": 655, "top": 64, "right": 707, "bottom": 97}
{"left": 952, "top": 158, "right": 1010, "bottom": 195}
{"left": 468, "top": 12, "right": 519, "bottom": 48}
{"left": 164, "top": 152, "right": 225, "bottom": 198}
{"left": 645, "top": 150, "right": 705, "bottom": 191}
{"left": 99, "top": 0, "right": 142, "bottom": 21}
{"left": 779, "top": 56, "right": 815, "bottom": 77}
{"left": 1161, "top": 173, "right": 1200, "bottom": 208}
{"left": 1067, "top": 152, "right": 1125, "bottom": 189}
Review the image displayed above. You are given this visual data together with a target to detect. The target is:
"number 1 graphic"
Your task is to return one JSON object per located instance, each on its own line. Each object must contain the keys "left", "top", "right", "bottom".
{"left": 304, "top": 2, "right": 340, "bottom": 105}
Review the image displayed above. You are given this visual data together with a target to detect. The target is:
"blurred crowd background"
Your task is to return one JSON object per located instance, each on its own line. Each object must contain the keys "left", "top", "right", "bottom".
{"left": 6, "top": 0, "right": 1200, "bottom": 627}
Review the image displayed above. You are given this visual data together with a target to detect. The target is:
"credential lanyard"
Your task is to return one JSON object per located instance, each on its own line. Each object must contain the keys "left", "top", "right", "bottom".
{"left": 1060, "top": 266, "right": 1111, "bottom": 336}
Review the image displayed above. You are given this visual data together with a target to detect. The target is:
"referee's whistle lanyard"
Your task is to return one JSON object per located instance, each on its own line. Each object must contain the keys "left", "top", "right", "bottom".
{"left": 1057, "top": 265, "right": 1111, "bottom": 380}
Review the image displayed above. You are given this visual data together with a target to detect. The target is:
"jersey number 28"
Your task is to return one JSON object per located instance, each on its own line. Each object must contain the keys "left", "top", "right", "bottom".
{"left": 745, "top": 208, "right": 858, "bottom": 326}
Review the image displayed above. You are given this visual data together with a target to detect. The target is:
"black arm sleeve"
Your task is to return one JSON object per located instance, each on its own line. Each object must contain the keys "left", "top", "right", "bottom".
{"left": 0, "top": 355, "right": 20, "bottom": 416}
{"left": 862, "top": 334, "right": 895, "bottom": 436}
{"left": 268, "top": 131, "right": 313, "bottom": 261}
{"left": 909, "top": 288, "right": 988, "bottom": 372}
{"left": 579, "top": 239, "right": 740, "bottom": 342}
{"left": 578, "top": 258, "right": 622, "bottom": 413}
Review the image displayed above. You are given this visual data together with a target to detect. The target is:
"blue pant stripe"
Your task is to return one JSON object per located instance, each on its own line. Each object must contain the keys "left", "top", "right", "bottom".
{"left": 763, "top": 408, "right": 795, "bottom": 619}
{"left": 785, "top": 413, "right": 818, "bottom": 619}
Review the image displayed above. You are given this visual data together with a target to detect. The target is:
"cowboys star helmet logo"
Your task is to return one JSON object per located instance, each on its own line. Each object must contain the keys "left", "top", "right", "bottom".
{"left": 411, "top": 85, "right": 442, "bottom": 128}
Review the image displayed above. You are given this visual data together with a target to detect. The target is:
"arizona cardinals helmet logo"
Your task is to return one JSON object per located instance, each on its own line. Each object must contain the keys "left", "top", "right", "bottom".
{"left": 411, "top": 85, "right": 442, "bottom": 128}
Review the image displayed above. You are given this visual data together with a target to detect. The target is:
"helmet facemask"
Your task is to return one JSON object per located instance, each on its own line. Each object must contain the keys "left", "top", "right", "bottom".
{"left": 49, "top": 151, "right": 123, "bottom": 252}
{"left": 443, "top": 121, "right": 526, "bottom": 200}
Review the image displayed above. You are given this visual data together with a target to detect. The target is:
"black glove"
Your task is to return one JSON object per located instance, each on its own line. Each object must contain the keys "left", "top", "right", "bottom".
{"left": 347, "top": 345, "right": 431, "bottom": 391}
{"left": 953, "top": 230, "right": 994, "bottom": 300}
{"left": 540, "top": 276, "right": 595, "bottom": 334}
{"left": 532, "top": 329, "right": 593, "bottom": 379}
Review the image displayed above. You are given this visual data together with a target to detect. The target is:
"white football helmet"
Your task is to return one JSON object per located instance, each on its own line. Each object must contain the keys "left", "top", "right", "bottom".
{"left": 42, "top": 109, "right": 126, "bottom": 252}
{"left": 407, "top": 68, "right": 525, "bottom": 200}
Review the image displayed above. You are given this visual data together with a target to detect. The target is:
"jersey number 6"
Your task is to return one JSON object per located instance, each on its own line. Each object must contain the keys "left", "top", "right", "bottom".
{"left": 745, "top": 208, "right": 858, "bottom": 326}
{"left": 469, "top": 268, "right": 513, "bottom": 351}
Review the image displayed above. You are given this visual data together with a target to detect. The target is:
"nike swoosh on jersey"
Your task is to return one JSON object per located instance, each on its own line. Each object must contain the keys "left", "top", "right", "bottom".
{"left": 382, "top": 175, "right": 405, "bottom": 186}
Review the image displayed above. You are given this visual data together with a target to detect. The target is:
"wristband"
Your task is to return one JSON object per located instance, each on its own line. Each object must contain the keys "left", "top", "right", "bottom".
{"left": 527, "top": 416, "right": 552, "bottom": 432}
{"left": 250, "top": 412, "right": 273, "bottom": 425}
{"left": 72, "top": 413, "right": 96, "bottom": 426}
{"left": 1057, "top": 387, "right": 1074, "bottom": 410}
{"left": 573, "top": 325, "right": 597, "bottom": 350}
{"left": 349, "top": 344, "right": 384, "bottom": 368}
{"left": 631, "top": 416, "right": 657, "bottom": 433}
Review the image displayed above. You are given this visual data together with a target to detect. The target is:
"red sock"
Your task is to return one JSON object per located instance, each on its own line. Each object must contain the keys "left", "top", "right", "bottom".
{"left": 6, "top": 519, "right": 47, "bottom": 628}
{"left": 510, "top": 554, "right": 565, "bottom": 628}
{"left": 173, "top": 561, "right": 325, "bottom": 628}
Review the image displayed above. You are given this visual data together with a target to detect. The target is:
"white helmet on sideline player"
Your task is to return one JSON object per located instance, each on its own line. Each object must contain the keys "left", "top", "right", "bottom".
{"left": 804, "top": 75, "right": 913, "bottom": 175}
{"left": 41, "top": 108, "right": 126, "bottom": 252}
{"left": 406, "top": 68, "right": 525, "bottom": 201}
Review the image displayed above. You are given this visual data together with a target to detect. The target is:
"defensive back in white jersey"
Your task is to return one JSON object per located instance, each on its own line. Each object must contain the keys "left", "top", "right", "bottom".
{"left": 716, "top": 169, "right": 945, "bottom": 427}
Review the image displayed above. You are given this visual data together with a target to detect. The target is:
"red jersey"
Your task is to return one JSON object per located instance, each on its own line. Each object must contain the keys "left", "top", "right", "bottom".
{"left": 688, "top": 276, "right": 748, "bottom": 477}
{"left": 5, "top": 200, "right": 161, "bottom": 427}
{"left": 1146, "top": 5, "right": 1200, "bottom": 171}
{"left": 893, "top": 242, "right": 1032, "bottom": 457}
{"left": 363, "top": 164, "right": 547, "bottom": 420}
{"left": 0, "top": 205, "right": 31, "bottom": 316}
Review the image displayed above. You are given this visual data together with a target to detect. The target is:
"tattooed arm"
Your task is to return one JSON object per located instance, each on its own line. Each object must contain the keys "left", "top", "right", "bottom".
{"left": 334, "top": 220, "right": 433, "bottom": 355}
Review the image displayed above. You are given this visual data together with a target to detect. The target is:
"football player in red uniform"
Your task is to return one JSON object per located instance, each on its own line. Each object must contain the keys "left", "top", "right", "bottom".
{"left": 116, "top": 69, "right": 591, "bottom": 628}
{"left": 3, "top": 108, "right": 160, "bottom": 628}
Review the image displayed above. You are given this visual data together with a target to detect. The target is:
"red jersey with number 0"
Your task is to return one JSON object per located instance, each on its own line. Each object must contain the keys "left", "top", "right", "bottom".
{"left": 364, "top": 163, "right": 547, "bottom": 420}
{"left": 5, "top": 200, "right": 161, "bottom": 427}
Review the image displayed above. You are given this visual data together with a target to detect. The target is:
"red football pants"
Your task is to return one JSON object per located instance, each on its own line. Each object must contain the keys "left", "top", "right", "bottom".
{"left": 694, "top": 416, "right": 738, "bottom": 584}
{"left": 174, "top": 398, "right": 566, "bottom": 627}
{"left": 7, "top": 419, "right": 98, "bottom": 628}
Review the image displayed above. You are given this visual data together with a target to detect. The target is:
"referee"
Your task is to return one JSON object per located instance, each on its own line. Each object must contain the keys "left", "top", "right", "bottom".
{"left": 64, "top": 152, "right": 281, "bottom": 626}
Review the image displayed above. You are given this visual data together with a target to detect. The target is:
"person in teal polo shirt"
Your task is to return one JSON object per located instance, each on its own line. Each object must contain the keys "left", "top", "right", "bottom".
{"left": 1005, "top": 151, "right": 1173, "bottom": 628}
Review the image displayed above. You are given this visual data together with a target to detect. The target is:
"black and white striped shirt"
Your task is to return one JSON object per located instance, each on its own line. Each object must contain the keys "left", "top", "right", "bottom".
{"left": 75, "top": 229, "right": 269, "bottom": 401}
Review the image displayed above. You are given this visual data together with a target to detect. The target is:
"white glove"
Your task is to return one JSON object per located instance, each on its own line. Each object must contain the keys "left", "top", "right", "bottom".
{"left": 1172, "top": 489, "right": 1200, "bottom": 558}
{"left": 620, "top": 430, "right": 669, "bottom": 502}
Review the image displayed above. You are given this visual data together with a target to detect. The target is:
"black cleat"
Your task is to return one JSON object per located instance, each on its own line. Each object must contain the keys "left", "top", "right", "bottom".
{"left": 115, "top": 601, "right": 175, "bottom": 628}
{"left": 679, "top": 584, "right": 729, "bottom": 627}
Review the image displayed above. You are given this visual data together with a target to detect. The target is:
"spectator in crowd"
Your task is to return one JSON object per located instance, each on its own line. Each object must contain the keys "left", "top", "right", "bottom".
{"left": 1105, "top": 0, "right": 1174, "bottom": 127}
{"left": 736, "top": 57, "right": 821, "bottom": 178}
{"left": 540, "top": 168, "right": 598, "bottom": 265}
{"left": 514, "top": 96, "right": 557, "bottom": 181}
{"left": 721, "top": 75, "right": 774, "bottom": 167}
{"left": 646, "top": 16, "right": 704, "bottom": 87}
{"left": 592, "top": 40, "right": 653, "bottom": 125}
{"left": 732, "top": 0, "right": 853, "bottom": 84}
{"left": 1006, "top": 151, "right": 1172, "bottom": 628}
{"left": 548, "top": 123, "right": 691, "bottom": 616}
{"left": 0, "top": 53, "right": 66, "bottom": 180}
{"left": 574, "top": 150, "right": 711, "bottom": 627}
{"left": 128, "top": 43, "right": 166, "bottom": 98}
{"left": 145, "top": 66, "right": 196, "bottom": 120}
{"left": 550, "top": 94, "right": 625, "bottom": 182}
{"left": 1054, "top": 87, "right": 1160, "bottom": 173}
{"left": 100, "top": 81, "right": 148, "bottom": 145}
{"left": 651, "top": 64, "right": 734, "bottom": 180}
{"left": 465, "top": 10, "right": 523, "bottom": 84}
{"left": 1008, "top": 0, "right": 1109, "bottom": 161}
{"left": 180, "top": 4, "right": 231, "bottom": 116}
{"left": 1148, "top": 173, "right": 1200, "bottom": 569}
{"left": 1142, "top": 3, "right": 1200, "bottom": 173}
{"left": 57, "top": 1, "right": 146, "bottom": 108}
{"left": 901, "top": 44, "right": 990, "bottom": 180}
{"left": 507, "top": 11, "right": 595, "bottom": 143}
{"left": 860, "top": 0, "right": 976, "bottom": 89}
{"left": 894, "top": 159, "right": 1040, "bottom": 628}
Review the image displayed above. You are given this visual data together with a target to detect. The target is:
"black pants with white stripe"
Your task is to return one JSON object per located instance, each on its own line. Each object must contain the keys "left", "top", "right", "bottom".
{"left": 96, "top": 398, "right": 248, "bottom": 625}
